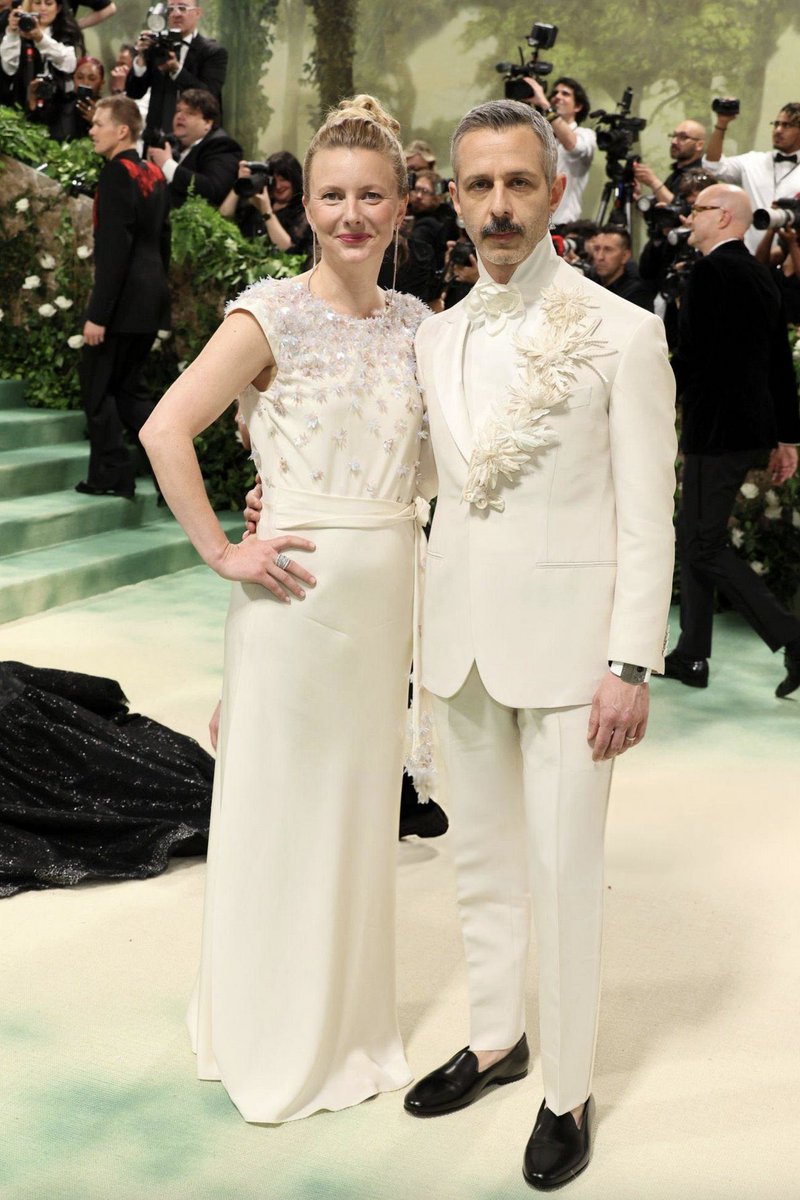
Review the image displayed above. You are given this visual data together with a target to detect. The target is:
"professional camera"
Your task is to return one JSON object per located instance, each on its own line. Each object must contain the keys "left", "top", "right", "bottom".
{"left": 496, "top": 22, "right": 558, "bottom": 102}
{"left": 31, "top": 70, "right": 57, "bottom": 104}
{"left": 662, "top": 236, "right": 699, "bottom": 303}
{"left": 752, "top": 197, "right": 800, "bottom": 231}
{"left": 67, "top": 173, "right": 96, "bottom": 198}
{"left": 11, "top": 0, "right": 38, "bottom": 33}
{"left": 450, "top": 240, "right": 476, "bottom": 267}
{"left": 142, "top": 4, "right": 183, "bottom": 67}
{"left": 712, "top": 97, "right": 740, "bottom": 117}
{"left": 591, "top": 87, "right": 646, "bottom": 163}
{"left": 141, "top": 126, "right": 180, "bottom": 153}
{"left": 637, "top": 195, "right": 689, "bottom": 235}
{"left": 233, "top": 163, "right": 275, "bottom": 200}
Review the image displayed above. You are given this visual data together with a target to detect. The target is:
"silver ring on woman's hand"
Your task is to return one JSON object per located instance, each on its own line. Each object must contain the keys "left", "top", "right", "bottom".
{"left": 625, "top": 736, "right": 636, "bottom": 743}
{"left": 275, "top": 552, "right": 291, "bottom": 571}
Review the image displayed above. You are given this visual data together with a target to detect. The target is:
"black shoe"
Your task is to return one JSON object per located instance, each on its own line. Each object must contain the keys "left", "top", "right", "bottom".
{"left": 399, "top": 781, "right": 449, "bottom": 839}
{"left": 75, "top": 480, "right": 135, "bottom": 500}
{"left": 776, "top": 643, "right": 800, "bottom": 699}
{"left": 662, "top": 649, "right": 709, "bottom": 688}
{"left": 404, "top": 1034, "right": 529, "bottom": 1117}
{"left": 523, "top": 1095, "right": 595, "bottom": 1191}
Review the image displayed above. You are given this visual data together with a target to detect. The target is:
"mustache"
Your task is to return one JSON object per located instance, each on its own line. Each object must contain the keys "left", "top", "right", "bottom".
{"left": 481, "top": 217, "right": 524, "bottom": 238}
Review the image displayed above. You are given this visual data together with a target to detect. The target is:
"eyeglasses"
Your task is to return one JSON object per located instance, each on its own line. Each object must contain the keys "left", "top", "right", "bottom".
{"left": 688, "top": 204, "right": 722, "bottom": 216}
{"left": 167, "top": 4, "right": 198, "bottom": 12}
{"left": 669, "top": 132, "right": 700, "bottom": 141}
{"left": 770, "top": 120, "right": 799, "bottom": 130}
{"left": 412, "top": 187, "right": 435, "bottom": 196}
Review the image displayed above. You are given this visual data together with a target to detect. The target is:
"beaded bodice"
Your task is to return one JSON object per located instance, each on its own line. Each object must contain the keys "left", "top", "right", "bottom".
{"left": 229, "top": 277, "right": 430, "bottom": 504}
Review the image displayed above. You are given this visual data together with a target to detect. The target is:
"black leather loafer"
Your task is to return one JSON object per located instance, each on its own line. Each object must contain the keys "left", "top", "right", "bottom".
{"left": 404, "top": 1033, "right": 528, "bottom": 1117}
{"left": 776, "top": 644, "right": 800, "bottom": 699}
{"left": 662, "top": 650, "right": 709, "bottom": 688}
{"left": 523, "top": 1095, "right": 595, "bottom": 1191}
{"left": 75, "top": 480, "right": 135, "bottom": 501}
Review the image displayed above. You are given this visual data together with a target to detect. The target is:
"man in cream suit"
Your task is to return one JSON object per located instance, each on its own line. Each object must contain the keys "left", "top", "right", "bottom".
{"left": 402, "top": 101, "right": 677, "bottom": 1191}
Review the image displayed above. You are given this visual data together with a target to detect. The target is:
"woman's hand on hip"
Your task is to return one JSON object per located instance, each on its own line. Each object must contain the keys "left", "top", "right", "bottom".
{"left": 215, "top": 535, "right": 316, "bottom": 601}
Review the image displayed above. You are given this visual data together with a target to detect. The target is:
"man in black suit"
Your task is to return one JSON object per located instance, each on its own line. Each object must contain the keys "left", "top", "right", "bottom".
{"left": 125, "top": 1, "right": 227, "bottom": 137}
{"left": 77, "top": 96, "right": 170, "bottom": 499}
{"left": 666, "top": 183, "right": 800, "bottom": 697}
{"left": 147, "top": 88, "right": 240, "bottom": 209}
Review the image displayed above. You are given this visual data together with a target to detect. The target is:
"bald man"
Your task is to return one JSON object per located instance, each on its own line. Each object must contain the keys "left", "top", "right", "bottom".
{"left": 666, "top": 183, "right": 800, "bottom": 697}
{"left": 633, "top": 119, "right": 706, "bottom": 204}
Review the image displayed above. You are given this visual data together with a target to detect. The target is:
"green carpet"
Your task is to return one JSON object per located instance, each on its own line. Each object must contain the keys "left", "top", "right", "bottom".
{"left": 0, "top": 579, "right": 797, "bottom": 1200}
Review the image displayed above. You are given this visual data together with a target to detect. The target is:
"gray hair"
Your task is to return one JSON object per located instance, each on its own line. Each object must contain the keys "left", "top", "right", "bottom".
{"left": 450, "top": 100, "right": 558, "bottom": 187}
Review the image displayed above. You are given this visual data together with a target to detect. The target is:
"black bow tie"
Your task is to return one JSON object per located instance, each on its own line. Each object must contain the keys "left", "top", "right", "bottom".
{"left": 774, "top": 153, "right": 798, "bottom": 164}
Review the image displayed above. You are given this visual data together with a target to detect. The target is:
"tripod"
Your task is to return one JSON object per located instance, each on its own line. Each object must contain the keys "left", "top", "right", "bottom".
{"left": 595, "top": 154, "right": 639, "bottom": 230}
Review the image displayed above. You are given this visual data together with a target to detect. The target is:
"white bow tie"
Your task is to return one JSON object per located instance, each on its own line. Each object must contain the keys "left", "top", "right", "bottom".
{"left": 464, "top": 280, "right": 525, "bottom": 336}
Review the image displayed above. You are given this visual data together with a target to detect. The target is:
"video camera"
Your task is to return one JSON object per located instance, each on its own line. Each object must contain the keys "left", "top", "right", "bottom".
{"left": 753, "top": 197, "right": 800, "bottom": 232}
{"left": 142, "top": 3, "right": 183, "bottom": 68}
{"left": 496, "top": 22, "right": 558, "bottom": 102}
{"left": 591, "top": 87, "right": 646, "bottom": 166}
{"left": 637, "top": 195, "right": 690, "bottom": 236}
{"left": 234, "top": 163, "right": 275, "bottom": 200}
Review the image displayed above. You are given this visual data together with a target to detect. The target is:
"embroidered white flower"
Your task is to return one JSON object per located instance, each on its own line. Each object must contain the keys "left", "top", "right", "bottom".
{"left": 15, "top": 197, "right": 29, "bottom": 213}
{"left": 76, "top": 244, "right": 92, "bottom": 259}
{"left": 463, "top": 285, "right": 610, "bottom": 512}
{"left": 464, "top": 280, "right": 525, "bottom": 336}
{"left": 739, "top": 481, "right": 759, "bottom": 499}
{"left": 54, "top": 295, "right": 72, "bottom": 310}
{"left": 22, "top": 275, "right": 41, "bottom": 290}
{"left": 39, "top": 253, "right": 56, "bottom": 270}
{"left": 67, "top": 334, "right": 84, "bottom": 349}
{"left": 38, "top": 303, "right": 57, "bottom": 318}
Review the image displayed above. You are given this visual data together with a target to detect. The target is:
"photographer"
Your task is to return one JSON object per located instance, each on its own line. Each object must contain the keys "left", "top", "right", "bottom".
{"left": 703, "top": 99, "right": 800, "bottom": 251}
{"left": 126, "top": 2, "right": 227, "bottom": 137}
{"left": 755, "top": 209, "right": 800, "bottom": 324}
{"left": 220, "top": 151, "right": 312, "bottom": 264}
{"left": 591, "top": 225, "right": 653, "bottom": 310}
{"left": 147, "top": 88, "right": 239, "bottom": 210}
{"left": 522, "top": 75, "right": 595, "bottom": 224}
{"left": 633, "top": 119, "right": 706, "bottom": 204}
{"left": 1, "top": 0, "right": 84, "bottom": 137}
{"left": 407, "top": 169, "right": 458, "bottom": 272}
{"left": 404, "top": 138, "right": 436, "bottom": 173}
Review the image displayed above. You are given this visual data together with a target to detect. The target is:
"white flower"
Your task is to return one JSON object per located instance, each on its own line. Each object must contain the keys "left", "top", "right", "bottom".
{"left": 67, "top": 334, "right": 84, "bottom": 349}
{"left": 793, "top": 511, "right": 800, "bottom": 529}
{"left": 750, "top": 560, "right": 767, "bottom": 575}
{"left": 38, "top": 303, "right": 57, "bottom": 318}
{"left": 39, "top": 253, "right": 56, "bottom": 270}
{"left": 76, "top": 244, "right": 92, "bottom": 259}
{"left": 157, "top": 329, "right": 171, "bottom": 340}
{"left": 764, "top": 489, "right": 779, "bottom": 506}
{"left": 0, "top": 309, "right": 4, "bottom": 323}
{"left": 22, "top": 275, "right": 41, "bottom": 290}
{"left": 730, "top": 528, "right": 744, "bottom": 548}
{"left": 177, "top": 360, "right": 188, "bottom": 372}
{"left": 764, "top": 505, "right": 782, "bottom": 521}
{"left": 739, "top": 481, "right": 759, "bottom": 500}
{"left": 15, "top": 197, "right": 30, "bottom": 213}
{"left": 54, "top": 295, "right": 73, "bottom": 310}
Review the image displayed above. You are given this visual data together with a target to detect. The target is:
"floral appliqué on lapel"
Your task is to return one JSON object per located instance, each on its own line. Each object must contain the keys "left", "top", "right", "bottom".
{"left": 463, "top": 285, "right": 612, "bottom": 512}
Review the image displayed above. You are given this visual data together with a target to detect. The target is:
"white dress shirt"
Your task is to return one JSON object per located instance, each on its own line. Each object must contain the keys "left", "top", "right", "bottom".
{"left": 159, "top": 135, "right": 203, "bottom": 182}
{"left": 552, "top": 123, "right": 596, "bottom": 225}
{"left": 702, "top": 149, "right": 800, "bottom": 252}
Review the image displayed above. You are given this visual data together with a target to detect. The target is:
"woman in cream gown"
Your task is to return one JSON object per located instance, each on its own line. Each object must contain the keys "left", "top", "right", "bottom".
{"left": 141, "top": 96, "right": 434, "bottom": 1124}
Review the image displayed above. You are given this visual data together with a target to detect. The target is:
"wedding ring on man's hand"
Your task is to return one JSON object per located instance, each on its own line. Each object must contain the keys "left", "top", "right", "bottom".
{"left": 275, "top": 553, "right": 291, "bottom": 571}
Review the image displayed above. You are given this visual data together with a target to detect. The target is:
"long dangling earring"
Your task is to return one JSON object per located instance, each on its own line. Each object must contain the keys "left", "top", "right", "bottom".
{"left": 391, "top": 225, "right": 400, "bottom": 293}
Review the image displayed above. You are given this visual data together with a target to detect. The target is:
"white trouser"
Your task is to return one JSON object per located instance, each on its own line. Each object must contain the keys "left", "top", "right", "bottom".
{"left": 432, "top": 663, "right": 613, "bottom": 1116}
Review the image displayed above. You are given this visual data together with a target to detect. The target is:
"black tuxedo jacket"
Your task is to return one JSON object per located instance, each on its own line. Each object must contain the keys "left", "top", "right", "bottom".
{"left": 126, "top": 33, "right": 228, "bottom": 132}
{"left": 169, "top": 127, "right": 242, "bottom": 209}
{"left": 86, "top": 149, "right": 171, "bottom": 334}
{"left": 672, "top": 239, "right": 800, "bottom": 454}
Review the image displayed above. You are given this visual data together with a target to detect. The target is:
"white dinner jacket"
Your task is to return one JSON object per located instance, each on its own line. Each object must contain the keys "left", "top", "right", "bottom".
{"left": 416, "top": 249, "right": 678, "bottom": 709}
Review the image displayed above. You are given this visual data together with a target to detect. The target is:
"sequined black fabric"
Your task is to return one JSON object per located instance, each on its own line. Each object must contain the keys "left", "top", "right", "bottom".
{"left": 0, "top": 662, "right": 212, "bottom": 899}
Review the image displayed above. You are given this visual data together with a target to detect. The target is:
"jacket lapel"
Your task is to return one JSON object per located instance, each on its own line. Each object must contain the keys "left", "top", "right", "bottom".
{"left": 433, "top": 306, "right": 473, "bottom": 465}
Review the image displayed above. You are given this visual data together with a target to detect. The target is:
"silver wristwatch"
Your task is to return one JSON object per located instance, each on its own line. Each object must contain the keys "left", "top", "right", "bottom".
{"left": 609, "top": 661, "right": 650, "bottom": 685}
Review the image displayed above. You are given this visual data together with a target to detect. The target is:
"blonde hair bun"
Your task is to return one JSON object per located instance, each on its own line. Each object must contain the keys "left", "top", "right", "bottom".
{"left": 327, "top": 94, "right": 402, "bottom": 139}
{"left": 304, "top": 93, "right": 408, "bottom": 196}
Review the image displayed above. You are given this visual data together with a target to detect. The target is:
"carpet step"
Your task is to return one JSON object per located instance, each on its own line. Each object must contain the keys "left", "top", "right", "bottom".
{"left": 0, "top": 443, "right": 87, "bottom": 497}
{"left": 0, "top": 512, "right": 242, "bottom": 623}
{"left": 0, "top": 407, "right": 86, "bottom": 451}
{"left": 0, "top": 480, "right": 163, "bottom": 555}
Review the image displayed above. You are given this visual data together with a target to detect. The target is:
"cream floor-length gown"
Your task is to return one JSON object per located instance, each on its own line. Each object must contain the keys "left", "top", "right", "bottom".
{"left": 186, "top": 277, "right": 433, "bottom": 1123}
